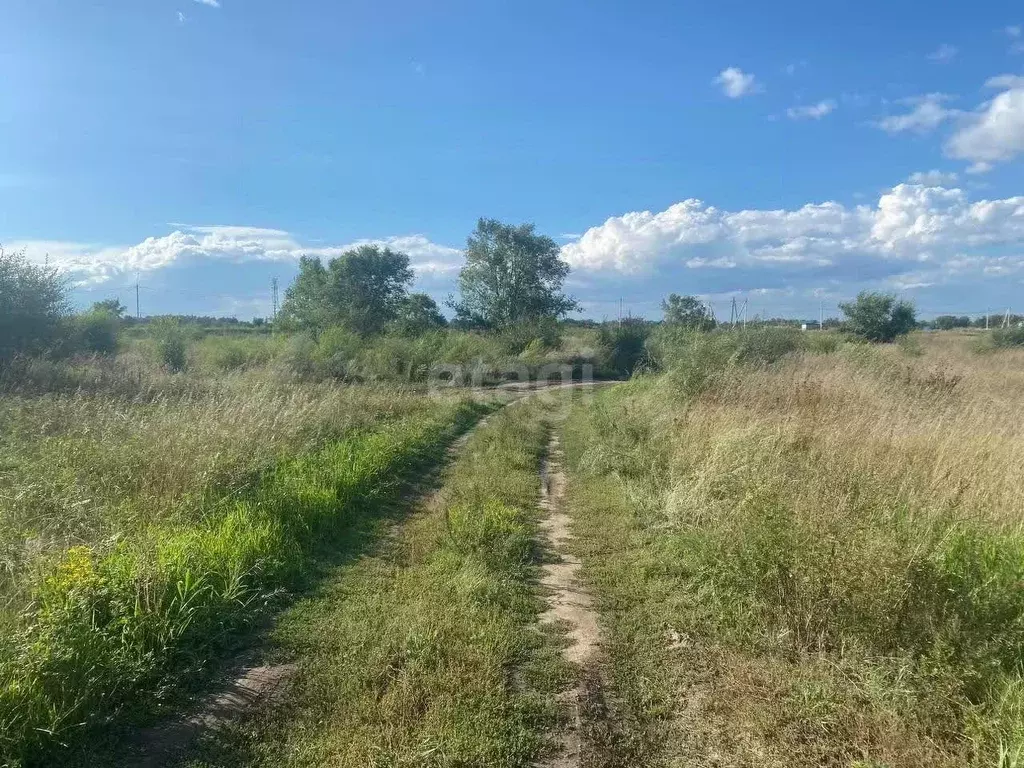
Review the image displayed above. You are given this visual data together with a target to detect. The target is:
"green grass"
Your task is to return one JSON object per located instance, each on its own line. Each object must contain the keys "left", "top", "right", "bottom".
{"left": 0, "top": 394, "right": 485, "bottom": 767}
{"left": 186, "top": 402, "right": 572, "bottom": 767}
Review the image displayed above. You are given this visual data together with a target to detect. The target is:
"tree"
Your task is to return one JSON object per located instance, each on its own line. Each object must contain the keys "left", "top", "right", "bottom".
{"left": 391, "top": 293, "right": 447, "bottom": 336}
{"left": 0, "top": 246, "right": 69, "bottom": 364}
{"left": 280, "top": 246, "right": 414, "bottom": 336}
{"left": 661, "top": 293, "right": 716, "bottom": 330}
{"left": 839, "top": 292, "right": 916, "bottom": 342}
{"left": 449, "top": 218, "right": 578, "bottom": 329}
{"left": 91, "top": 298, "right": 127, "bottom": 318}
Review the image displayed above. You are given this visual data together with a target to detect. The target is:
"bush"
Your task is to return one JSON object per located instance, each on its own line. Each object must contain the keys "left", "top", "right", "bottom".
{"left": 152, "top": 319, "right": 189, "bottom": 372}
{"left": 597, "top": 321, "right": 650, "bottom": 378}
{"left": 0, "top": 246, "right": 69, "bottom": 364}
{"left": 67, "top": 310, "right": 120, "bottom": 357}
{"left": 839, "top": 292, "right": 917, "bottom": 343}
{"left": 991, "top": 326, "right": 1024, "bottom": 348}
{"left": 497, "top": 319, "right": 562, "bottom": 355}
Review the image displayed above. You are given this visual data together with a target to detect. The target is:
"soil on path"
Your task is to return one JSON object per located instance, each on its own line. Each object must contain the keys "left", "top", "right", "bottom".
{"left": 537, "top": 429, "right": 603, "bottom": 767}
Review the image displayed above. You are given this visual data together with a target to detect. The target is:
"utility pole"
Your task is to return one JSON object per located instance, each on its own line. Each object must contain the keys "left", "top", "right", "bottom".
{"left": 135, "top": 273, "right": 141, "bottom": 319}
{"left": 271, "top": 277, "right": 279, "bottom": 325}
{"left": 742, "top": 298, "right": 748, "bottom": 330}
{"left": 1003, "top": 308, "right": 1011, "bottom": 329}
{"left": 986, "top": 310, "right": 990, "bottom": 331}
{"left": 819, "top": 301, "right": 824, "bottom": 330}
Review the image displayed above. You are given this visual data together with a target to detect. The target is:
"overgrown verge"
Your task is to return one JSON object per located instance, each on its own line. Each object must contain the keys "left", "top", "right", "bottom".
{"left": 188, "top": 402, "right": 572, "bottom": 767}
{"left": 0, "top": 399, "right": 485, "bottom": 767}
{"left": 562, "top": 335, "right": 1024, "bottom": 767}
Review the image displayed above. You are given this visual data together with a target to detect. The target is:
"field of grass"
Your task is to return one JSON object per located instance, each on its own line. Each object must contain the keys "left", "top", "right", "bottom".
{"left": 187, "top": 400, "right": 572, "bottom": 767}
{"left": 0, "top": 360, "right": 484, "bottom": 765}
{"left": 562, "top": 331, "right": 1024, "bottom": 767}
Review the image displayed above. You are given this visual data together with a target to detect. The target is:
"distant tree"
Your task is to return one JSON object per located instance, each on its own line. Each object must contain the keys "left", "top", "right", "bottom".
{"left": 839, "top": 292, "right": 916, "bottom": 342}
{"left": 0, "top": 246, "right": 69, "bottom": 364}
{"left": 661, "top": 293, "right": 716, "bottom": 330}
{"left": 280, "top": 246, "right": 413, "bottom": 336}
{"left": 449, "top": 218, "right": 578, "bottom": 329}
{"left": 91, "top": 298, "right": 127, "bottom": 318}
{"left": 391, "top": 293, "right": 447, "bottom": 336}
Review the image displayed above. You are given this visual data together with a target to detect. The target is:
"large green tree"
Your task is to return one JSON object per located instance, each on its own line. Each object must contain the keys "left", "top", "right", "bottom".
{"left": 280, "top": 245, "right": 414, "bottom": 336}
{"left": 839, "top": 291, "right": 917, "bottom": 342}
{"left": 449, "top": 219, "right": 578, "bottom": 329}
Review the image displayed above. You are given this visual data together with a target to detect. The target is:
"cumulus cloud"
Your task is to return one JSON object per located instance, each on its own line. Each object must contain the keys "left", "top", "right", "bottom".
{"left": 559, "top": 184, "right": 1024, "bottom": 291}
{"left": 876, "top": 93, "right": 957, "bottom": 134}
{"left": 714, "top": 67, "right": 761, "bottom": 98}
{"left": 193, "top": 0, "right": 220, "bottom": 6}
{"left": 945, "top": 75, "right": 1024, "bottom": 166}
{"left": 786, "top": 100, "right": 837, "bottom": 120}
{"left": 9, "top": 226, "right": 463, "bottom": 288}
{"left": 927, "top": 44, "right": 958, "bottom": 62}
{"left": 908, "top": 169, "right": 959, "bottom": 185}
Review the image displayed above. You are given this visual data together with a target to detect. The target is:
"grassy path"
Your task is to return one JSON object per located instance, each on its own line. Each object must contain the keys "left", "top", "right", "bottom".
{"left": 183, "top": 400, "right": 572, "bottom": 767}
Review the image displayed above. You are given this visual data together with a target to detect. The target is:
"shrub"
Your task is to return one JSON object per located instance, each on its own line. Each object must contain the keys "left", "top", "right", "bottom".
{"left": 0, "top": 246, "right": 69, "bottom": 364}
{"left": 839, "top": 291, "right": 917, "bottom": 342}
{"left": 597, "top": 320, "right": 650, "bottom": 377}
{"left": 67, "top": 310, "right": 120, "bottom": 357}
{"left": 152, "top": 318, "right": 189, "bottom": 372}
{"left": 314, "top": 326, "right": 363, "bottom": 379}
{"left": 991, "top": 326, "right": 1024, "bottom": 348}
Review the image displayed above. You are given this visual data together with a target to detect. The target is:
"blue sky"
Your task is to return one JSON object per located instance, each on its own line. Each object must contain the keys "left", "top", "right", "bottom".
{"left": 2, "top": 0, "right": 1023, "bottom": 320}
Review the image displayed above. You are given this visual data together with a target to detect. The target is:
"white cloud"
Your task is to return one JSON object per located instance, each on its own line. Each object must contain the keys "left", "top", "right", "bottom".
{"left": 7, "top": 226, "right": 463, "bottom": 287}
{"left": 908, "top": 169, "right": 959, "bottom": 185}
{"left": 559, "top": 184, "right": 1024, "bottom": 289}
{"left": 177, "top": 11, "right": 186, "bottom": 24}
{"left": 714, "top": 67, "right": 761, "bottom": 98}
{"left": 927, "top": 44, "right": 958, "bottom": 62}
{"left": 786, "top": 100, "right": 837, "bottom": 120}
{"left": 193, "top": 0, "right": 220, "bottom": 6}
{"left": 1008, "top": 25, "right": 1022, "bottom": 37}
{"left": 875, "top": 93, "right": 957, "bottom": 134}
{"left": 946, "top": 76, "right": 1024, "bottom": 166}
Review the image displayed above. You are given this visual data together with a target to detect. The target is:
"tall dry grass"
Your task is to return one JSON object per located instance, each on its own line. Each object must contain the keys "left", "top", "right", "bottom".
{"left": 565, "top": 332, "right": 1024, "bottom": 767}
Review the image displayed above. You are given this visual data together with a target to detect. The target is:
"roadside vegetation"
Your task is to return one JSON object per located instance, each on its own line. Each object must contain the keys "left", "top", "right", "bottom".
{"left": 563, "top": 328, "right": 1024, "bottom": 767}
{"left": 187, "top": 401, "right": 571, "bottom": 767}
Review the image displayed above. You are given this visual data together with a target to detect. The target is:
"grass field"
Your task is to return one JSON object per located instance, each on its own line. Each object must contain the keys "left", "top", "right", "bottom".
{"left": 4, "top": 326, "right": 1023, "bottom": 768}
{"left": 0, "top": 362, "right": 484, "bottom": 766}
{"left": 562, "top": 331, "right": 1024, "bottom": 767}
